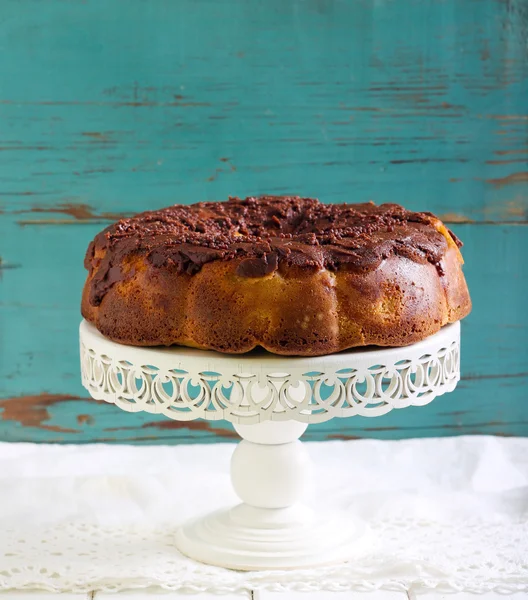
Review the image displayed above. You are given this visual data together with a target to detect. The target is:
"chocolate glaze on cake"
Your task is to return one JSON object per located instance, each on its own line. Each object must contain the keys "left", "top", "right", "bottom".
{"left": 82, "top": 195, "right": 471, "bottom": 355}
{"left": 85, "top": 196, "right": 461, "bottom": 307}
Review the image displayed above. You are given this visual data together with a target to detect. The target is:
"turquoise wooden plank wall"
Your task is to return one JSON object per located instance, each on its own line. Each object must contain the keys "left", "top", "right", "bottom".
{"left": 0, "top": 0, "right": 527, "bottom": 443}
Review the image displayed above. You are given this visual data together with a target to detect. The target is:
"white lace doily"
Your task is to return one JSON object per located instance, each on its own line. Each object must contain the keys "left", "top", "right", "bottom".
{"left": 1, "top": 436, "right": 527, "bottom": 594}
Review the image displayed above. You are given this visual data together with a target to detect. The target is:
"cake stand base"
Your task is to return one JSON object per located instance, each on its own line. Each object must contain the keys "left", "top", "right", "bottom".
{"left": 175, "top": 421, "right": 370, "bottom": 570}
{"left": 176, "top": 504, "right": 368, "bottom": 571}
{"left": 80, "top": 319, "right": 460, "bottom": 571}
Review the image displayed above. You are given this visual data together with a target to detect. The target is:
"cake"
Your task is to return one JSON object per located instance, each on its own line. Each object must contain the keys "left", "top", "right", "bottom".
{"left": 81, "top": 196, "right": 471, "bottom": 356}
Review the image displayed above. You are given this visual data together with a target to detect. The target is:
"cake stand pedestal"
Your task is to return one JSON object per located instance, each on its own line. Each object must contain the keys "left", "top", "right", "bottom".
{"left": 80, "top": 320, "right": 460, "bottom": 571}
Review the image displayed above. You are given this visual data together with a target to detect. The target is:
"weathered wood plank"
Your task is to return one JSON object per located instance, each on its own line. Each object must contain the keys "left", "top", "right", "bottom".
{"left": 0, "top": 0, "right": 526, "bottom": 221}
{"left": 0, "top": 373, "right": 526, "bottom": 444}
{"left": 0, "top": 594, "right": 88, "bottom": 600}
{"left": 1, "top": 218, "right": 527, "bottom": 442}
{"left": 256, "top": 592, "right": 405, "bottom": 600}
{"left": 93, "top": 593, "right": 248, "bottom": 600}
{"left": 0, "top": 394, "right": 238, "bottom": 443}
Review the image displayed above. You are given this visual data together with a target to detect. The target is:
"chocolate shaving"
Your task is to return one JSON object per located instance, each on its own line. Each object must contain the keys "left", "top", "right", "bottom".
{"left": 85, "top": 196, "right": 453, "bottom": 306}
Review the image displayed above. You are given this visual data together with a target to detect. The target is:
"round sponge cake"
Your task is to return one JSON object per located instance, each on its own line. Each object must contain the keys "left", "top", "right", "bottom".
{"left": 81, "top": 196, "right": 471, "bottom": 355}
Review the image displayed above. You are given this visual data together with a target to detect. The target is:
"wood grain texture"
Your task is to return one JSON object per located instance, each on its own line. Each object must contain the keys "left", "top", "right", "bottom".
{"left": 0, "top": 0, "right": 527, "bottom": 442}
{"left": 255, "top": 592, "right": 405, "bottom": 600}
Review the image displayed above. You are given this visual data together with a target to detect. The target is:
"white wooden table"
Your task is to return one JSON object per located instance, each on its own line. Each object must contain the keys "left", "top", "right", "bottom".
{"left": 0, "top": 591, "right": 524, "bottom": 599}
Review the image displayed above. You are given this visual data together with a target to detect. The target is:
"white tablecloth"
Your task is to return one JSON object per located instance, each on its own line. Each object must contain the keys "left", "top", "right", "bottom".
{"left": 0, "top": 436, "right": 526, "bottom": 594}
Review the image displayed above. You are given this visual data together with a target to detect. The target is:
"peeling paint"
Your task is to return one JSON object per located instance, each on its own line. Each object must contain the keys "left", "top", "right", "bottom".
{"left": 486, "top": 172, "right": 528, "bottom": 188}
{"left": 494, "top": 149, "right": 528, "bottom": 156}
{"left": 0, "top": 394, "right": 84, "bottom": 433}
{"left": 17, "top": 218, "right": 121, "bottom": 226}
{"left": 480, "top": 196, "right": 528, "bottom": 219}
{"left": 81, "top": 132, "right": 112, "bottom": 141}
{"left": 77, "top": 414, "right": 95, "bottom": 425}
{"left": 143, "top": 420, "right": 237, "bottom": 437}
{"left": 439, "top": 213, "right": 474, "bottom": 224}
{"left": 487, "top": 114, "right": 528, "bottom": 121}
{"left": 105, "top": 419, "right": 237, "bottom": 438}
{"left": 486, "top": 159, "right": 528, "bottom": 165}
{"left": 207, "top": 157, "right": 237, "bottom": 181}
{"left": 503, "top": 202, "right": 526, "bottom": 218}
{"left": 16, "top": 202, "right": 130, "bottom": 225}
{"left": 0, "top": 256, "right": 22, "bottom": 271}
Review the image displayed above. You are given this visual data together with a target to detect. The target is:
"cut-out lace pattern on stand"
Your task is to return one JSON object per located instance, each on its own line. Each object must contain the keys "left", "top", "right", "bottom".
{"left": 80, "top": 341, "right": 459, "bottom": 424}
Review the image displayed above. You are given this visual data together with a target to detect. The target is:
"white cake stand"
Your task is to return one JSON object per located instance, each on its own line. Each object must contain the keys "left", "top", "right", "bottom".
{"left": 80, "top": 319, "right": 460, "bottom": 571}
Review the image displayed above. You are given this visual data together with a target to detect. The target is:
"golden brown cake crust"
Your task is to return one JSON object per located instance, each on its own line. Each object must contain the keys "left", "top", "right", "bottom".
{"left": 81, "top": 196, "right": 471, "bottom": 355}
